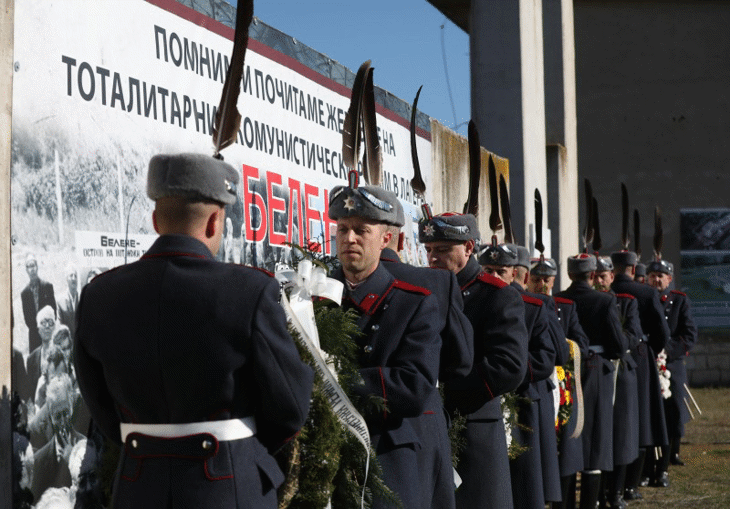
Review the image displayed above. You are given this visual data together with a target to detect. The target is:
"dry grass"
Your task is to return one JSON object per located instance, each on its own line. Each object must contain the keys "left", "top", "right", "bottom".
{"left": 628, "top": 387, "right": 730, "bottom": 508}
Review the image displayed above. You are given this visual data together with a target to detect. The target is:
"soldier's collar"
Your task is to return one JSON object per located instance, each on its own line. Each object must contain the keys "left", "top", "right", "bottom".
{"left": 456, "top": 257, "right": 481, "bottom": 288}
{"left": 379, "top": 248, "right": 400, "bottom": 264}
{"left": 143, "top": 234, "right": 216, "bottom": 260}
{"left": 341, "top": 263, "right": 395, "bottom": 314}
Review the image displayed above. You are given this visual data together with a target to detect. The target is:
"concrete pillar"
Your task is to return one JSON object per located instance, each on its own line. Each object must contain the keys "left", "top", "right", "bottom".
{"left": 543, "top": 0, "right": 579, "bottom": 288}
{"left": 470, "top": 0, "right": 548, "bottom": 247}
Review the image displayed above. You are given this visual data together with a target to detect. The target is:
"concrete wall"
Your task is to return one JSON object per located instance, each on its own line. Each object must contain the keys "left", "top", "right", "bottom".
{"left": 574, "top": 0, "right": 730, "bottom": 385}
{"left": 574, "top": 0, "right": 730, "bottom": 278}
{"left": 430, "top": 119, "right": 509, "bottom": 240}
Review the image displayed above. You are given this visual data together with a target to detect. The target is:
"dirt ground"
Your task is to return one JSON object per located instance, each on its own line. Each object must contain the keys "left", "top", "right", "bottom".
{"left": 611, "top": 386, "right": 730, "bottom": 508}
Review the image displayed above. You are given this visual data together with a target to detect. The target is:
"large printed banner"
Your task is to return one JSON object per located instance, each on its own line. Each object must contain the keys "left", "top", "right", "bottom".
{"left": 10, "top": 1, "right": 432, "bottom": 505}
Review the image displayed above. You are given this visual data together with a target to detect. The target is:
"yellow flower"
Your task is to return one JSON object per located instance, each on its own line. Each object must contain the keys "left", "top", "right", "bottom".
{"left": 556, "top": 366, "right": 565, "bottom": 380}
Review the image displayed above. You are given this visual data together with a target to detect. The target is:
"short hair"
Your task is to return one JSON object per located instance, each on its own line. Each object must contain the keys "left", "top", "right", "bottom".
{"left": 570, "top": 271, "right": 592, "bottom": 282}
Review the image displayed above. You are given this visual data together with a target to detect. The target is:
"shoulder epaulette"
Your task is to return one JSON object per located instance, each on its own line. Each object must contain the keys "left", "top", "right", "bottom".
{"left": 670, "top": 290, "right": 687, "bottom": 296}
{"left": 554, "top": 296, "right": 574, "bottom": 305}
{"left": 248, "top": 266, "right": 275, "bottom": 278}
{"left": 521, "top": 294, "right": 544, "bottom": 307}
{"left": 476, "top": 272, "right": 508, "bottom": 288}
{"left": 616, "top": 293, "right": 636, "bottom": 300}
{"left": 393, "top": 279, "right": 431, "bottom": 296}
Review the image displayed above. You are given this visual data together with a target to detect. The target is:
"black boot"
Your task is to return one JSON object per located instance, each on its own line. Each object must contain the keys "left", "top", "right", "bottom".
{"left": 579, "top": 471, "right": 602, "bottom": 509}
{"left": 608, "top": 465, "right": 627, "bottom": 509}
{"left": 624, "top": 448, "right": 645, "bottom": 500}
{"left": 670, "top": 436, "right": 685, "bottom": 466}
{"left": 651, "top": 445, "right": 671, "bottom": 487}
{"left": 554, "top": 474, "right": 577, "bottom": 509}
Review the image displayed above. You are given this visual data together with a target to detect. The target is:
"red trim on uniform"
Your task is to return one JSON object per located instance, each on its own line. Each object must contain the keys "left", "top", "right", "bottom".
{"left": 528, "top": 360, "right": 535, "bottom": 382}
{"left": 249, "top": 266, "right": 275, "bottom": 277}
{"left": 119, "top": 406, "right": 138, "bottom": 423}
{"left": 615, "top": 293, "right": 636, "bottom": 300}
{"left": 204, "top": 459, "right": 235, "bottom": 481}
{"left": 521, "top": 294, "right": 543, "bottom": 307}
{"left": 393, "top": 279, "right": 431, "bottom": 296}
{"left": 423, "top": 411, "right": 435, "bottom": 415}
{"left": 476, "top": 365, "right": 495, "bottom": 399}
{"left": 671, "top": 290, "right": 687, "bottom": 296}
{"left": 361, "top": 280, "right": 398, "bottom": 315}
{"left": 378, "top": 367, "right": 388, "bottom": 420}
{"left": 141, "top": 251, "right": 208, "bottom": 260}
{"left": 554, "top": 297, "right": 574, "bottom": 305}
{"left": 121, "top": 459, "right": 142, "bottom": 482}
{"left": 661, "top": 294, "right": 668, "bottom": 303}
{"left": 380, "top": 254, "right": 399, "bottom": 263}
{"left": 476, "top": 271, "right": 509, "bottom": 288}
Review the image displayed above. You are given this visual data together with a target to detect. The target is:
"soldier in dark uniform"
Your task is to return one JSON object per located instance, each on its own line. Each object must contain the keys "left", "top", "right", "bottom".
{"left": 512, "top": 247, "right": 566, "bottom": 509}
{"left": 328, "top": 180, "right": 444, "bottom": 508}
{"left": 421, "top": 214, "right": 528, "bottom": 509}
{"left": 595, "top": 256, "right": 640, "bottom": 509}
{"left": 556, "top": 254, "right": 628, "bottom": 509}
{"left": 647, "top": 260, "right": 698, "bottom": 481}
{"left": 379, "top": 198, "right": 473, "bottom": 385}
{"left": 634, "top": 262, "right": 647, "bottom": 284}
{"left": 611, "top": 250, "right": 671, "bottom": 490}
{"left": 378, "top": 192, "right": 474, "bottom": 509}
{"left": 74, "top": 153, "right": 314, "bottom": 509}
{"left": 481, "top": 243, "right": 557, "bottom": 509}
{"left": 529, "top": 257, "right": 590, "bottom": 509}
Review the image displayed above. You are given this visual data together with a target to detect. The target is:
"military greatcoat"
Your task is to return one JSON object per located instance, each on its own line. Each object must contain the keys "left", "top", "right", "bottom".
{"left": 554, "top": 297, "right": 589, "bottom": 477}
{"left": 74, "top": 234, "right": 314, "bottom": 509}
{"left": 509, "top": 283, "right": 556, "bottom": 509}
{"left": 446, "top": 257, "right": 528, "bottom": 509}
{"left": 379, "top": 247, "right": 473, "bottom": 508}
{"left": 557, "top": 280, "right": 627, "bottom": 471}
{"left": 333, "top": 262, "right": 443, "bottom": 509}
{"left": 660, "top": 289, "right": 698, "bottom": 438}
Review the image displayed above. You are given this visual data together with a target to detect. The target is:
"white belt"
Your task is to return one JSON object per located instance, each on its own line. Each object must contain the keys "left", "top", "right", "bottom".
{"left": 120, "top": 417, "right": 256, "bottom": 442}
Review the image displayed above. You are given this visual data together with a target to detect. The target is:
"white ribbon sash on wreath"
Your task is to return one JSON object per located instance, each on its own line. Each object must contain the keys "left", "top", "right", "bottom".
{"left": 276, "top": 260, "right": 371, "bottom": 508}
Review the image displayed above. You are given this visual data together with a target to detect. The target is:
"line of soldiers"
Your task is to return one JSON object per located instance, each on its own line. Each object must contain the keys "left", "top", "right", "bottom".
{"left": 72, "top": 152, "right": 697, "bottom": 508}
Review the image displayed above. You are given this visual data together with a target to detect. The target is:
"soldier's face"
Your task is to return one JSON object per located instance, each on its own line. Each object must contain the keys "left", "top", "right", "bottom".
{"left": 336, "top": 217, "right": 389, "bottom": 281}
{"left": 425, "top": 240, "right": 474, "bottom": 274}
{"left": 528, "top": 275, "right": 554, "bottom": 295}
{"left": 648, "top": 272, "right": 672, "bottom": 292}
{"left": 483, "top": 265, "right": 515, "bottom": 284}
{"left": 594, "top": 271, "right": 614, "bottom": 292}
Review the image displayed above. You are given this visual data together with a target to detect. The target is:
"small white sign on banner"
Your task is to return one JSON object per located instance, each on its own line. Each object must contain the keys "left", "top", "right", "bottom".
{"left": 75, "top": 230, "right": 157, "bottom": 267}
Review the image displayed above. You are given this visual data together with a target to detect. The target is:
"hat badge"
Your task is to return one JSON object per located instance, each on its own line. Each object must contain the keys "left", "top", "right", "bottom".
{"left": 343, "top": 196, "right": 356, "bottom": 211}
{"left": 423, "top": 224, "right": 435, "bottom": 237}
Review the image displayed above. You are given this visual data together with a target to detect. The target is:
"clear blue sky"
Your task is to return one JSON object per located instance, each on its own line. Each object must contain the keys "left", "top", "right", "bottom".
{"left": 226, "top": 0, "right": 471, "bottom": 136}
